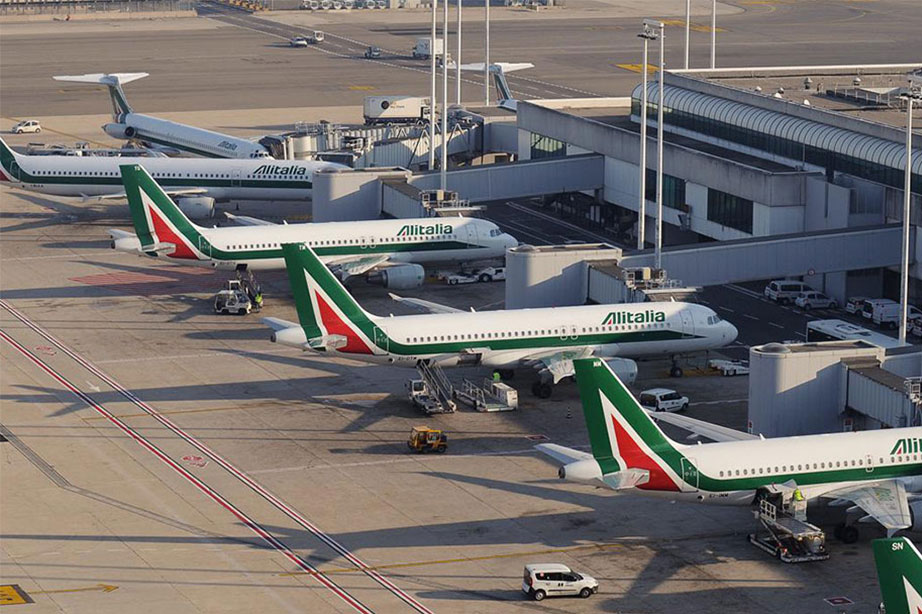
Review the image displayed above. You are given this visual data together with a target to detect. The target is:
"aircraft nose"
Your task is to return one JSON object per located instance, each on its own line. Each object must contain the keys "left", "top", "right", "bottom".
{"left": 503, "top": 233, "right": 518, "bottom": 250}
{"left": 723, "top": 320, "right": 739, "bottom": 344}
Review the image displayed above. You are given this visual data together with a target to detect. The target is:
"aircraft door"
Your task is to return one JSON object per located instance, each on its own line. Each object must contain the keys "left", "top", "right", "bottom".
{"left": 680, "top": 457, "right": 699, "bottom": 491}
{"left": 7, "top": 160, "right": 22, "bottom": 181}
{"left": 198, "top": 236, "right": 212, "bottom": 257}
{"left": 466, "top": 221, "right": 478, "bottom": 249}
{"left": 680, "top": 309, "right": 695, "bottom": 338}
{"left": 231, "top": 169, "right": 242, "bottom": 188}
{"left": 865, "top": 453, "right": 874, "bottom": 473}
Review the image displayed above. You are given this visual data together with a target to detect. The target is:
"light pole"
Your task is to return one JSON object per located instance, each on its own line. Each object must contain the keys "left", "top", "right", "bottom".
{"left": 684, "top": 0, "right": 690, "bottom": 70}
{"left": 441, "top": 0, "right": 449, "bottom": 189}
{"left": 899, "top": 75, "right": 922, "bottom": 344}
{"left": 710, "top": 0, "right": 716, "bottom": 69}
{"left": 484, "top": 0, "right": 490, "bottom": 105}
{"left": 654, "top": 19, "right": 665, "bottom": 270}
{"left": 429, "top": 0, "right": 437, "bottom": 170}
{"left": 456, "top": 0, "right": 462, "bottom": 105}
{"left": 637, "top": 19, "right": 660, "bottom": 251}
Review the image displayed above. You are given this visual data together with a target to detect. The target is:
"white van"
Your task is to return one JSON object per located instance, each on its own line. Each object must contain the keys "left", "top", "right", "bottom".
{"left": 639, "top": 388, "right": 689, "bottom": 413}
{"left": 868, "top": 301, "right": 922, "bottom": 330}
{"left": 861, "top": 298, "right": 896, "bottom": 323}
{"left": 764, "top": 280, "right": 811, "bottom": 304}
{"left": 522, "top": 564, "right": 598, "bottom": 601}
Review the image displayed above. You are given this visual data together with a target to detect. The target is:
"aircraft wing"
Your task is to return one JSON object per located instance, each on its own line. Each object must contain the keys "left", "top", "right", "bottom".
{"left": 261, "top": 317, "right": 298, "bottom": 332}
{"left": 823, "top": 480, "right": 911, "bottom": 532}
{"left": 224, "top": 212, "right": 278, "bottom": 226}
{"left": 647, "top": 411, "right": 759, "bottom": 442}
{"left": 86, "top": 187, "right": 208, "bottom": 202}
{"left": 522, "top": 347, "right": 595, "bottom": 384}
{"left": 535, "top": 443, "right": 593, "bottom": 465}
{"left": 388, "top": 293, "right": 465, "bottom": 314}
{"left": 326, "top": 254, "right": 391, "bottom": 279}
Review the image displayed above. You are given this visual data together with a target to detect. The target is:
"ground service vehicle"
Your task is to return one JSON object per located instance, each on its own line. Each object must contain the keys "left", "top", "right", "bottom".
{"left": 868, "top": 301, "right": 922, "bottom": 330}
{"left": 522, "top": 564, "right": 598, "bottom": 601}
{"left": 364, "top": 46, "right": 382, "bottom": 59}
{"left": 11, "top": 120, "right": 41, "bottom": 134}
{"left": 845, "top": 296, "right": 868, "bottom": 314}
{"left": 214, "top": 280, "right": 252, "bottom": 315}
{"left": 708, "top": 359, "right": 749, "bottom": 376}
{"left": 639, "top": 388, "right": 689, "bottom": 412}
{"left": 764, "top": 280, "right": 811, "bottom": 304}
{"left": 363, "top": 96, "right": 429, "bottom": 125}
{"left": 290, "top": 36, "right": 309, "bottom": 47}
{"left": 407, "top": 427, "right": 447, "bottom": 453}
{"left": 412, "top": 37, "right": 443, "bottom": 59}
{"left": 794, "top": 291, "right": 837, "bottom": 310}
{"left": 307, "top": 31, "right": 324, "bottom": 43}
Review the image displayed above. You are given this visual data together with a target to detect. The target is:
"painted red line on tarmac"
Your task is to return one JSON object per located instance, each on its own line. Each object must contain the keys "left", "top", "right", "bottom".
{"left": 0, "top": 299, "right": 432, "bottom": 614}
{"left": 0, "top": 329, "right": 373, "bottom": 614}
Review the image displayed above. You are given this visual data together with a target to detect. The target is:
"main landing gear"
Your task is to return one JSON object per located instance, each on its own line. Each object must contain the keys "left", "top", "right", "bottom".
{"left": 670, "top": 357, "right": 684, "bottom": 378}
{"left": 832, "top": 523, "right": 860, "bottom": 544}
{"left": 531, "top": 381, "right": 553, "bottom": 399}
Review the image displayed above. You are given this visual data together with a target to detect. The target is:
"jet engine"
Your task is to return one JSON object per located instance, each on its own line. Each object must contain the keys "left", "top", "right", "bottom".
{"left": 103, "top": 123, "right": 136, "bottom": 139}
{"left": 176, "top": 196, "right": 216, "bottom": 219}
{"left": 366, "top": 264, "right": 425, "bottom": 289}
{"left": 909, "top": 499, "right": 922, "bottom": 531}
{"left": 270, "top": 326, "right": 307, "bottom": 348}
{"left": 604, "top": 358, "right": 638, "bottom": 385}
{"left": 558, "top": 459, "right": 603, "bottom": 484}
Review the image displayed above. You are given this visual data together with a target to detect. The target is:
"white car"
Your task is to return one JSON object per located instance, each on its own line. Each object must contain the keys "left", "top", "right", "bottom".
{"left": 11, "top": 120, "right": 41, "bottom": 134}
{"left": 639, "top": 388, "right": 689, "bottom": 413}
{"left": 290, "top": 36, "right": 309, "bottom": 48}
{"left": 522, "top": 564, "right": 598, "bottom": 601}
{"left": 845, "top": 296, "right": 868, "bottom": 315}
{"left": 795, "top": 291, "right": 837, "bottom": 311}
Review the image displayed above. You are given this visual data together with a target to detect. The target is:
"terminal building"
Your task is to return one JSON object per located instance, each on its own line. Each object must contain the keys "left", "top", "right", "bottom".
{"left": 513, "top": 65, "right": 922, "bottom": 305}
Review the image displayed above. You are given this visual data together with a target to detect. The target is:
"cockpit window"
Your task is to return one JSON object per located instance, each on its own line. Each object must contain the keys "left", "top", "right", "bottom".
{"left": 706, "top": 315, "right": 722, "bottom": 325}
{"left": 489, "top": 228, "right": 502, "bottom": 237}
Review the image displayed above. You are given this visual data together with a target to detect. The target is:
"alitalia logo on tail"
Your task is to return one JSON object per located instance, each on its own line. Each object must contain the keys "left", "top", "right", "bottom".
{"left": 889, "top": 437, "right": 922, "bottom": 455}
{"left": 397, "top": 223, "right": 453, "bottom": 237}
{"left": 602, "top": 310, "right": 666, "bottom": 325}
{"left": 253, "top": 164, "right": 308, "bottom": 176}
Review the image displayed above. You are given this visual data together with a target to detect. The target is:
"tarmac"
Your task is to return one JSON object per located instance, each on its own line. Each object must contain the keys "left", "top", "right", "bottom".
{"left": 1, "top": 3, "right": 916, "bottom": 612}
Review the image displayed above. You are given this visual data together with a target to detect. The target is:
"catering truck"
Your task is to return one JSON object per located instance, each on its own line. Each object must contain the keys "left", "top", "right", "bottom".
{"left": 363, "top": 96, "right": 430, "bottom": 125}
{"left": 411, "top": 37, "right": 444, "bottom": 59}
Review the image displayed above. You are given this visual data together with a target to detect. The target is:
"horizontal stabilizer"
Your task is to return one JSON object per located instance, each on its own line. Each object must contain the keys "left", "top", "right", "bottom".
{"left": 601, "top": 468, "right": 650, "bottom": 490}
{"left": 53, "top": 72, "right": 149, "bottom": 86}
{"left": 459, "top": 62, "right": 534, "bottom": 73}
{"left": 261, "top": 317, "right": 298, "bottom": 332}
{"left": 224, "top": 212, "right": 278, "bottom": 226}
{"left": 535, "top": 443, "right": 593, "bottom": 465}
{"left": 647, "top": 411, "right": 758, "bottom": 442}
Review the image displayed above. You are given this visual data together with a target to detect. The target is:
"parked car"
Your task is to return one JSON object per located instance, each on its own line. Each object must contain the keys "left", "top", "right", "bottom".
{"left": 845, "top": 296, "right": 868, "bottom": 315}
{"left": 364, "top": 46, "right": 382, "bottom": 59}
{"left": 639, "top": 388, "right": 689, "bottom": 413}
{"left": 522, "top": 564, "right": 598, "bottom": 601}
{"left": 764, "top": 280, "right": 811, "bottom": 305}
{"left": 795, "top": 291, "right": 838, "bottom": 311}
{"left": 11, "top": 120, "right": 41, "bottom": 134}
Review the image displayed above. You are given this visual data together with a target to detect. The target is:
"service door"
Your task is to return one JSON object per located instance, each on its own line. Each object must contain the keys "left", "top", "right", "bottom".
{"left": 374, "top": 326, "right": 388, "bottom": 352}
{"left": 231, "top": 168, "right": 242, "bottom": 188}
{"left": 680, "top": 309, "right": 695, "bottom": 338}
{"left": 198, "top": 236, "right": 211, "bottom": 258}
{"left": 681, "top": 457, "right": 699, "bottom": 491}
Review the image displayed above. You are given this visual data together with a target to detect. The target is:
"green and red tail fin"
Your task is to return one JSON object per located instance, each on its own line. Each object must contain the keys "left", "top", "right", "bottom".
{"left": 0, "top": 137, "right": 22, "bottom": 184}
{"left": 281, "top": 243, "right": 381, "bottom": 355}
{"left": 874, "top": 537, "right": 922, "bottom": 614}
{"left": 573, "top": 358, "right": 688, "bottom": 492}
{"left": 119, "top": 164, "right": 204, "bottom": 259}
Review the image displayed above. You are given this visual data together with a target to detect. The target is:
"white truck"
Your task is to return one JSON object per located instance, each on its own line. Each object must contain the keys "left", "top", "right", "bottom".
{"left": 363, "top": 96, "right": 430, "bottom": 125}
{"left": 411, "top": 37, "right": 444, "bottom": 60}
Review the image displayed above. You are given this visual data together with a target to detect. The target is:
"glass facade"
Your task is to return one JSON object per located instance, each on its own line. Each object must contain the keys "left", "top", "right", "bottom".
{"left": 530, "top": 133, "right": 566, "bottom": 159}
{"left": 630, "top": 99, "right": 922, "bottom": 195}
{"left": 707, "top": 188, "right": 753, "bottom": 233}
{"left": 645, "top": 168, "right": 686, "bottom": 209}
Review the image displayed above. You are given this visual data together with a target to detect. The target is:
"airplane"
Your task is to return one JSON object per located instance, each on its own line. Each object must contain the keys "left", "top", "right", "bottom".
{"left": 111, "top": 164, "right": 517, "bottom": 289}
{"left": 52, "top": 73, "right": 273, "bottom": 159}
{"left": 0, "top": 137, "right": 343, "bottom": 218}
{"left": 537, "top": 357, "right": 922, "bottom": 542}
{"left": 873, "top": 537, "right": 922, "bottom": 614}
{"left": 263, "top": 243, "right": 738, "bottom": 397}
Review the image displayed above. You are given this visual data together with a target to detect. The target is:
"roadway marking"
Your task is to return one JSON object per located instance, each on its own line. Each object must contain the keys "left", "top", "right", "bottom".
{"left": 690, "top": 398, "right": 748, "bottom": 406}
{"left": 718, "top": 306, "right": 735, "bottom": 313}
{"left": 660, "top": 18, "right": 727, "bottom": 33}
{"left": 279, "top": 541, "right": 626, "bottom": 577}
{"left": 30, "top": 584, "right": 118, "bottom": 596}
{"left": 768, "top": 322, "right": 785, "bottom": 329}
{"left": 349, "top": 85, "right": 376, "bottom": 91}
{"left": 0, "top": 585, "right": 33, "bottom": 605}
{"left": 501, "top": 201, "right": 617, "bottom": 245}
{"left": 742, "top": 314, "right": 759, "bottom": 320}
{"left": 0, "top": 329, "right": 373, "bottom": 614}
{"left": 615, "top": 63, "right": 657, "bottom": 74}
{"left": 0, "top": 299, "right": 433, "bottom": 614}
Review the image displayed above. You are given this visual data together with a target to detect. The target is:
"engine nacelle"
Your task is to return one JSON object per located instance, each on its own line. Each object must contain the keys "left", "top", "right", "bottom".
{"left": 558, "top": 459, "right": 603, "bottom": 484}
{"left": 103, "top": 122, "right": 136, "bottom": 139}
{"left": 176, "top": 196, "right": 216, "bottom": 219}
{"left": 909, "top": 500, "right": 922, "bottom": 532}
{"left": 604, "top": 358, "right": 637, "bottom": 385}
{"left": 366, "top": 264, "right": 425, "bottom": 289}
{"left": 270, "top": 326, "right": 307, "bottom": 348}
{"left": 111, "top": 235, "right": 142, "bottom": 254}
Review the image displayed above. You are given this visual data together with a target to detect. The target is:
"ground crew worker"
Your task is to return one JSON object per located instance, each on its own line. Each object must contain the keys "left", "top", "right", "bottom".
{"left": 493, "top": 371, "right": 501, "bottom": 382}
{"left": 254, "top": 291, "right": 264, "bottom": 312}
{"left": 793, "top": 488, "right": 804, "bottom": 502}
